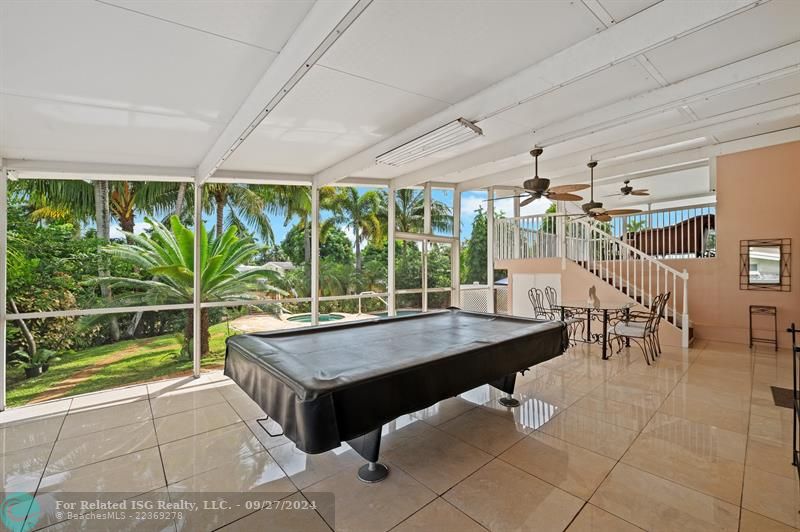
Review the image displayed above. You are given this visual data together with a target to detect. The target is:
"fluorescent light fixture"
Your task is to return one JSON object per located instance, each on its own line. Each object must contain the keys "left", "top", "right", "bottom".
{"left": 376, "top": 118, "right": 483, "bottom": 166}
{"left": 605, "top": 137, "right": 707, "bottom": 163}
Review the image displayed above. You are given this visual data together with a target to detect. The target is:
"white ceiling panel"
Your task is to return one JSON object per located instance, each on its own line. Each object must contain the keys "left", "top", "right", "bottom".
{"left": 598, "top": 165, "right": 711, "bottom": 209}
{"left": 0, "top": 94, "right": 222, "bottom": 167}
{"left": 598, "top": 0, "right": 662, "bottom": 23}
{"left": 0, "top": 0, "right": 276, "bottom": 124}
{"left": 497, "top": 59, "right": 661, "bottom": 129}
{"left": 221, "top": 66, "right": 449, "bottom": 174}
{"left": 689, "top": 73, "right": 800, "bottom": 119}
{"left": 318, "top": 0, "right": 602, "bottom": 104}
{"left": 102, "top": 0, "right": 315, "bottom": 51}
{"left": 712, "top": 115, "right": 800, "bottom": 143}
{"left": 644, "top": 0, "right": 800, "bottom": 84}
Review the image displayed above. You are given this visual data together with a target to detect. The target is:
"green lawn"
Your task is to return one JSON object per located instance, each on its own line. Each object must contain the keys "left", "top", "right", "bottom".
{"left": 6, "top": 323, "right": 233, "bottom": 408}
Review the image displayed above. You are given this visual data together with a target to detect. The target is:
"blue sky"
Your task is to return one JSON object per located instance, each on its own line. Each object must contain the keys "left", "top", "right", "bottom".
{"left": 109, "top": 186, "right": 553, "bottom": 246}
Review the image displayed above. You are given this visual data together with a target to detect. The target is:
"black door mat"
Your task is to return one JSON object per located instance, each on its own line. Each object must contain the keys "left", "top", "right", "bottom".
{"left": 771, "top": 386, "right": 794, "bottom": 409}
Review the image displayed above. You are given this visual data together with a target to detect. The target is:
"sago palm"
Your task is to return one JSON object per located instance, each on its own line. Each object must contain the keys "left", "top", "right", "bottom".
{"left": 94, "top": 216, "right": 284, "bottom": 355}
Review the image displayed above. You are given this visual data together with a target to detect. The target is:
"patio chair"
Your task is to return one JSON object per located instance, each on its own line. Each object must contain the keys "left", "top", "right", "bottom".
{"left": 609, "top": 293, "right": 665, "bottom": 365}
{"left": 528, "top": 287, "right": 555, "bottom": 320}
{"left": 543, "top": 285, "right": 584, "bottom": 343}
{"left": 652, "top": 291, "right": 671, "bottom": 355}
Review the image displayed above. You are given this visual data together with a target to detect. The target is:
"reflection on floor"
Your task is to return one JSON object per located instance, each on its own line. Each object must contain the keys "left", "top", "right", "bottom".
{"left": 1, "top": 340, "right": 797, "bottom": 531}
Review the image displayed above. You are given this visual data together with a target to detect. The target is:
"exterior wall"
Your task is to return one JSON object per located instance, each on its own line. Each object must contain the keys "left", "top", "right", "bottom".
{"left": 657, "top": 141, "right": 800, "bottom": 345}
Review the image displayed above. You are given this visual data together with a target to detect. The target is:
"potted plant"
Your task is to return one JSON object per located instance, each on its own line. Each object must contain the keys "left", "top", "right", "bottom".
{"left": 8, "top": 348, "right": 61, "bottom": 379}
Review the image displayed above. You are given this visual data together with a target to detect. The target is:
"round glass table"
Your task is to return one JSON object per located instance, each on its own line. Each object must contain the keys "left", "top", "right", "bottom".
{"left": 552, "top": 301, "right": 634, "bottom": 359}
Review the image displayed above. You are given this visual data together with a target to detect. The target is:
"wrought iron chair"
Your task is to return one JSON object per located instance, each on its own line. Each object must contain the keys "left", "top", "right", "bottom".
{"left": 543, "top": 285, "right": 584, "bottom": 343}
{"left": 609, "top": 293, "right": 665, "bottom": 364}
{"left": 528, "top": 287, "right": 555, "bottom": 320}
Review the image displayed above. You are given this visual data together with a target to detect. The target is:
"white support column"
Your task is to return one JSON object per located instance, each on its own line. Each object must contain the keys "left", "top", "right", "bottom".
{"left": 513, "top": 192, "right": 520, "bottom": 260}
{"left": 0, "top": 163, "right": 7, "bottom": 409}
{"left": 310, "top": 183, "right": 320, "bottom": 325}
{"left": 556, "top": 201, "right": 566, "bottom": 262}
{"left": 682, "top": 270, "right": 690, "bottom": 348}
{"left": 486, "top": 187, "right": 495, "bottom": 314}
{"left": 192, "top": 181, "right": 202, "bottom": 378}
{"left": 422, "top": 182, "right": 431, "bottom": 312}
{"left": 388, "top": 187, "right": 396, "bottom": 316}
{"left": 452, "top": 190, "right": 461, "bottom": 308}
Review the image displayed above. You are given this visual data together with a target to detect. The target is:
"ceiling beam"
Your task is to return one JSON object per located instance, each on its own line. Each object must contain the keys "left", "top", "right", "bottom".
{"left": 314, "top": 0, "right": 764, "bottom": 186}
{"left": 393, "top": 39, "right": 800, "bottom": 188}
{"left": 4, "top": 159, "right": 195, "bottom": 181}
{"left": 195, "top": 0, "right": 372, "bottom": 183}
{"left": 457, "top": 97, "right": 799, "bottom": 191}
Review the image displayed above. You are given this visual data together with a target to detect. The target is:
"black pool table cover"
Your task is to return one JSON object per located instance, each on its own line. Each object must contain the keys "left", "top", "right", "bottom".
{"left": 224, "top": 308, "right": 568, "bottom": 454}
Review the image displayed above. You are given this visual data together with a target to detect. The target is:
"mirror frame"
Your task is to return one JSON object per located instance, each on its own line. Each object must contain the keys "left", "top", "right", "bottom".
{"left": 740, "top": 238, "right": 791, "bottom": 291}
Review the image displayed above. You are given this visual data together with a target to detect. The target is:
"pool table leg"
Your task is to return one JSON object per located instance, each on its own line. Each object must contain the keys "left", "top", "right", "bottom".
{"left": 347, "top": 427, "right": 389, "bottom": 483}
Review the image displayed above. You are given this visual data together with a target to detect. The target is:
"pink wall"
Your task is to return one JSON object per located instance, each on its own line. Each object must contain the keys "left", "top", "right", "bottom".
{"left": 660, "top": 140, "right": 800, "bottom": 345}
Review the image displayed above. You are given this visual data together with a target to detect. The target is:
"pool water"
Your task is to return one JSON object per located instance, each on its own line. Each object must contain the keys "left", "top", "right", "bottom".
{"left": 287, "top": 313, "right": 345, "bottom": 323}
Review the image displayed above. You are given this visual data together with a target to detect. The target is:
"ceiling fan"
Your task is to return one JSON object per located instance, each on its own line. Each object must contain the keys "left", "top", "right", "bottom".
{"left": 604, "top": 179, "right": 650, "bottom": 198}
{"left": 579, "top": 161, "right": 642, "bottom": 222}
{"left": 492, "top": 148, "right": 589, "bottom": 206}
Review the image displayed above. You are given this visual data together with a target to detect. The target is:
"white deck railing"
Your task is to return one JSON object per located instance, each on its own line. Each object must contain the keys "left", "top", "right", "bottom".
{"left": 495, "top": 213, "right": 690, "bottom": 346}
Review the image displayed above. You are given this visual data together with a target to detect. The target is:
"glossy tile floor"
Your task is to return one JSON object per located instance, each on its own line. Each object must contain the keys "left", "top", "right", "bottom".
{"left": 1, "top": 339, "right": 798, "bottom": 531}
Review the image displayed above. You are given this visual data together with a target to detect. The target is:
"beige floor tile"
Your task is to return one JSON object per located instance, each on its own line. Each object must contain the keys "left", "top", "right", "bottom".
{"left": 566, "top": 504, "right": 644, "bottom": 531}
{"left": 149, "top": 387, "right": 227, "bottom": 418}
{"left": 0, "top": 415, "right": 62, "bottom": 454}
{"left": 381, "top": 415, "right": 436, "bottom": 451}
{"left": 570, "top": 394, "right": 656, "bottom": 431}
{"left": 68, "top": 385, "right": 149, "bottom": 411}
{"left": 153, "top": 401, "right": 241, "bottom": 444}
{"left": 444, "top": 459, "right": 583, "bottom": 532}
{"left": 742, "top": 466, "right": 800, "bottom": 528}
{"left": 590, "top": 462, "right": 739, "bottom": 532}
{"left": 269, "top": 441, "right": 363, "bottom": 490}
{"left": 218, "top": 493, "right": 330, "bottom": 532}
{"left": 0, "top": 399, "right": 71, "bottom": 427}
{"left": 476, "top": 388, "right": 566, "bottom": 431}
{"left": 621, "top": 412, "right": 746, "bottom": 504}
{"left": 384, "top": 428, "right": 492, "bottom": 494}
{"left": 39, "top": 489, "right": 176, "bottom": 532}
{"left": 160, "top": 422, "right": 265, "bottom": 484}
{"left": 39, "top": 447, "right": 165, "bottom": 494}
{"left": 216, "top": 383, "right": 268, "bottom": 421}
{"left": 440, "top": 407, "right": 530, "bottom": 455}
{"left": 537, "top": 409, "right": 638, "bottom": 460}
{"left": 739, "top": 509, "right": 800, "bottom": 532}
{"left": 168, "top": 451, "right": 296, "bottom": 532}
{"left": 659, "top": 390, "right": 750, "bottom": 434}
{"left": 750, "top": 411, "right": 794, "bottom": 448}
{"left": 669, "top": 379, "right": 751, "bottom": 413}
{"left": 499, "top": 432, "right": 615, "bottom": 500}
{"left": 392, "top": 498, "right": 487, "bottom": 532}
{"left": 413, "top": 396, "right": 478, "bottom": 426}
{"left": 46, "top": 420, "right": 157, "bottom": 475}
{"left": 59, "top": 400, "right": 151, "bottom": 439}
{"left": 242, "top": 417, "right": 291, "bottom": 450}
{"left": 585, "top": 382, "right": 664, "bottom": 411}
{"left": 746, "top": 437, "right": 796, "bottom": 479}
{"left": 308, "top": 461, "right": 436, "bottom": 532}
{"left": 0, "top": 442, "right": 51, "bottom": 493}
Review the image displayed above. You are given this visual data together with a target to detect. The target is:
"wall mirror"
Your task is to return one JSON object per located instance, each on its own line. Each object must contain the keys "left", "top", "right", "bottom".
{"left": 740, "top": 239, "right": 791, "bottom": 291}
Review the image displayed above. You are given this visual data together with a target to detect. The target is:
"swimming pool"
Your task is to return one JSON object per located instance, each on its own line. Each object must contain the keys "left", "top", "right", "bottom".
{"left": 286, "top": 313, "right": 345, "bottom": 323}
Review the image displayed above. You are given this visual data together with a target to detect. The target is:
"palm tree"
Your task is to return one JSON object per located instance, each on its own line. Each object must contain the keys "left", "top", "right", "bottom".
{"left": 329, "top": 188, "right": 383, "bottom": 271}
{"left": 201, "top": 183, "right": 285, "bottom": 245}
{"left": 93, "top": 216, "right": 284, "bottom": 355}
{"left": 382, "top": 189, "right": 452, "bottom": 234}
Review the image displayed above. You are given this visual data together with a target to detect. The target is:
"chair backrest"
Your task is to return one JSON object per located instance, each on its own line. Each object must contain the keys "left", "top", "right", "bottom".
{"left": 544, "top": 286, "right": 558, "bottom": 310}
{"left": 641, "top": 293, "right": 664, "bottom": 330}
{"left": 528, "top": 287, "right": 548, "bottom": 317}
{"left": 654, "top": 292, "right": 671, "bottom": 328}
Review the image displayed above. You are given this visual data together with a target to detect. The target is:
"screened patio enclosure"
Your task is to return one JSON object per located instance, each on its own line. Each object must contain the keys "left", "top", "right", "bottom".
{"left": 3, "top": 0, "right": 800, "bottom": 410}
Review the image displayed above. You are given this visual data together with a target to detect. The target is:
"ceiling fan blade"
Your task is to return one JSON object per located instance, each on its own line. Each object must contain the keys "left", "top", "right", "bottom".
{"left": 594, "top": 214, "right": 613, "bottom": 222}
{"left": 520, "top": 195, "right": 537, "bottom": 207}
{"left": 631, "top": 190, "right": 650, "bottom": 196}
{"left": 546, "top": 193, "right": 583, "bottom": 201}
{"left": 548, "top": 183, "right": 590, "bottom": 194}
{"left": 605, "top": 208, "right": 643, "bottom": 215}
{"left": 603, "top": 193, "right": 623, "bottom": 198}
{"left": 589, "top": 207, "right": 607, "bottom": 214}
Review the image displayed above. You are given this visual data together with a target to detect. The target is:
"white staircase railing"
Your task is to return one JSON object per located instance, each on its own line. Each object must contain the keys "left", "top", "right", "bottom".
{"left": 495, "top": 215, "right": 690, "bottom": 346}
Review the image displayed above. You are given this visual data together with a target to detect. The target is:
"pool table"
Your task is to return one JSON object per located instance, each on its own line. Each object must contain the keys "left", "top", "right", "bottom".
{"left": 224, "top": 308, "right": 568, "bottom": 482}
